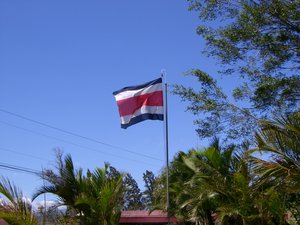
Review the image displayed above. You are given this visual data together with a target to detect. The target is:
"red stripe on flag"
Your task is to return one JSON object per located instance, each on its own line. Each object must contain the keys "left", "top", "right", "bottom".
{"left": 116, "top": 91, "right": 163, "bottom": 117}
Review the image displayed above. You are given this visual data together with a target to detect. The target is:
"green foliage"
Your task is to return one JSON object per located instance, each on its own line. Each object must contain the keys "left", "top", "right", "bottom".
{"left": 0, "top": 177, "right": 38, "bottom": 225}
{"left": 75, "top": 166, "right": 124, "bottom": 225}
{"left": 33, "top": 152, "right": 83, "bottom": 213}
{"left": 173, "top": 70, "right": 258, "bottom": 144}
{"left": 122, "top": 173, "right": 144, "bottom": 210}
{"left": 251, "top": 111, "right": 300, "bottom": 192}
{"left": 188, "top": 0, "right": 300, "bottom": 73}
{"left": 250, "top": 111, "right": 300, "bottom": 223}
{"left": 106, "top": 165, "right": 145, "bottom": 210}
{"left": 142, "top": 170, "right": 157, "bottom": 210}
{"left": 34, "top": 152, "right": 125, "bottom": 225}
{"left": 174, "top": 0, "right": 300, "bottom": 143}
{"left": 155, "top": 137, "right": 293, "bottom": 224}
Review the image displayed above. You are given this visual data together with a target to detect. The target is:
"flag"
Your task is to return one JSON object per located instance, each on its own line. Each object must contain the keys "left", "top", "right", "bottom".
{"left": 113, "top": 78, "right": 164, "bottom": 129}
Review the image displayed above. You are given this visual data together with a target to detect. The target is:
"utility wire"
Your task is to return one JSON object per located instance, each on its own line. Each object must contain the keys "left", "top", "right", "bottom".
{"left": 0, "top": 108, "right": 162, "bottom": 161}
{"left": 0, "top": 147, "right": 50, "bottom": 162}
{"left": 0, "top": 120, "right": 162, "bottom": 166}
{"left": 0, "top": 162, "right": 41, "bottom": 175}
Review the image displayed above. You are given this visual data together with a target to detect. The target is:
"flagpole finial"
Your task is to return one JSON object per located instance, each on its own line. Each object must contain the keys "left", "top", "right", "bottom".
{"left": 161, "top": 69, "right": 166, "bottom": 83}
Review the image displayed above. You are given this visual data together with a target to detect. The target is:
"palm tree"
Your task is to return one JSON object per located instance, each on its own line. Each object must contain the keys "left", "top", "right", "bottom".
{"left": 152, "top": 149, "right": 196, "bottom": 222}
{"left": 33, "top": 152, "right": 83, "bottom": 222}
{"left": 161, "top": 138, "right": 287, "bottom": 225}
{"left": 75, "top": 166, "right": 124, "bottom": 225}
{"left": 251, "top": 111, "right": 300, "bottom": 192}
{"left": 155, "top": 139, "right": 244, "bottom": 224}
{"left": 0, "top": 177, "right": 38, "bottom": 225}
{"left": 171, "top": 149, "right": 217, "bottom": 225}
{"left": 178, "top": 140, "right": 255, "bottom": 225}
{"left": 33, "top": 152, "right": 124, "bottom": 224}
{"left": 250, "top": 111, "right": 300, "bottom": 223}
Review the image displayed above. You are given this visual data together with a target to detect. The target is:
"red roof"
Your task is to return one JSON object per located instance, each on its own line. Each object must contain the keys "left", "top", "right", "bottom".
{"left": 0, "top": 219, "right": 9, "bottom": 225}
{"left": 120, "top": 210, "right": 177, "bottom": 224}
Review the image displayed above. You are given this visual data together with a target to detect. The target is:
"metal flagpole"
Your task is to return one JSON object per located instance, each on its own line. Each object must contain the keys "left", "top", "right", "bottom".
{"left": 161, "top": 70, "right": 169, "bottom": 216}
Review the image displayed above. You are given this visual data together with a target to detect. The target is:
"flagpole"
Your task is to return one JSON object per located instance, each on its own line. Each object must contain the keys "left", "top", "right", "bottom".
{"left": 161, "top": 71, "right": 170, "bottom": 216}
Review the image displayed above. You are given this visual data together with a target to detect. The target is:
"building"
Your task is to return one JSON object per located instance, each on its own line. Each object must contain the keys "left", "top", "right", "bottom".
{"left": 0, "top": 219, "right": 9, "bottom": 225}
{"left": 0, "top": 210, "right": 177, "bottom": 225}
{"left": 120, "top": 210, "right": 177, "bottom": 225}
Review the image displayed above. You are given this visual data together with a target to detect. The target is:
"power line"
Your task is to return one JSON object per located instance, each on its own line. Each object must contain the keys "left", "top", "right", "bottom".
{"left": 0, "top": 162, "right": 41, "bottom": 176}
{"left": 0, "top": 108, "right": 162, "bottom": 161}
{"left": 0, "top": 146, "right": 50, "bottom": 162}
{"left": 0, "top": 120, "right": 162, "bottom": 167}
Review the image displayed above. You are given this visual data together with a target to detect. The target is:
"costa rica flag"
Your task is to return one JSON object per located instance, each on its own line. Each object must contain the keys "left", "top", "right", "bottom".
{"left": 113, "top": 78, "right": 164, "bottom": 129}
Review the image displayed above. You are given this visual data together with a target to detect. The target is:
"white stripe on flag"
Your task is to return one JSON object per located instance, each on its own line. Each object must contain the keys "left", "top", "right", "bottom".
{"left": 120, "top": 106, "right": 163, "bottom": 124}
{"left": 114, "top": 83, "right": 162, "bottom": 101}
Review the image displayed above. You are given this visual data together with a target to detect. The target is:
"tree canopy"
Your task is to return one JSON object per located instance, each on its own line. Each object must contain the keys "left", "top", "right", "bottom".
{"left": 153, "top": 112, "right": 300, "bottom": 224}
{"left": 174, "top": 0, "right": 300, "bottom": 144}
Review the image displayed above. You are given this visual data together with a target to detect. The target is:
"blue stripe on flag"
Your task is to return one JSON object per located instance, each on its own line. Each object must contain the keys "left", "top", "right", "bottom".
{"left": 113, "top": 78, "right": 162, "bottom": 96}
{"left": 121, "top": 113, "right": 163, "bottom": 129}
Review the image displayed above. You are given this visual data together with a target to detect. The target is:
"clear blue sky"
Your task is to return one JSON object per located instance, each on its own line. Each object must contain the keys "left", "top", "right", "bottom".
{"left": 0, "top": 1, "right": 225, "bottom": 203}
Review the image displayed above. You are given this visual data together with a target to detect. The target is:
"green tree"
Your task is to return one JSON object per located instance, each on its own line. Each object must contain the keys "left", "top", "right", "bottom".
{"left": 177, "top": 141, "right": 255, "bottom": 225}
{"left": 123, "top": 174, "right": 144, "bottom": 210}
{"left": 106, "top": 165, "right": 144, "bottom": 210}
{"left": 174, "top": 0, "right": 300, "bottom": 143}
{"left": 0, "top": 177, "right": 38, "bottom": 225}
{"left": 33, "top": 151, "right": 83, "bottom": 222}
{"left": 34, "top": 152, "right": 124, "bottom": 225}
{"left": 142, "top": 170, "right": 157, "bottom": 210}
{"left": 75, "top": 165, "right": 124, "bottom": 225}
{"left": 106, "top": 165, "right": 122, "bottom": 181}
{"left": 157, "top": 139, "right": 289, "bottom": 224}
{"left": 153, "top": 152, "right": 196, "bottom": 220}
{"left": 251, "top": 111, "right": 300, "bottom": 223}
